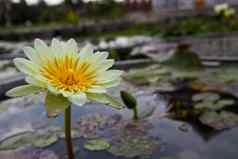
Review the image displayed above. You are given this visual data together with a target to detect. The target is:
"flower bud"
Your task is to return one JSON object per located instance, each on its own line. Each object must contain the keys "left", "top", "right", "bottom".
{"left": 120, "top": 91, "right": 137, "bottom": 109}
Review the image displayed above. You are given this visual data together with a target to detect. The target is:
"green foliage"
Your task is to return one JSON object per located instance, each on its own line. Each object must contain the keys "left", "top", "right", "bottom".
{"left": 161, "top": 44, "right": 203, "bottom": 70}
{"left": 199, "top": 111, "right": 238, "bottom": 130}
{"left": 84, "top": 139, "right": 111, "bottom": 151}
{"left": 65, "top": 9, "right": 80, "bottom": 24}
{"left": 108, "top": 135, "right": 160, "bottom": 158}
{"left": 0, "top": 132, "right": 58, "bottom": 150}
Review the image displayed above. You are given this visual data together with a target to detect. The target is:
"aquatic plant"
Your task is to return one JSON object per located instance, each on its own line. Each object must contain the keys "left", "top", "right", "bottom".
{"left": 120, "top": 91, "right": 139, "bottom": 120}
{"left": 6, "top": 38, "right": 123, "bottom": 159}
{"left": 214, "top": 3, "right": 236, "bottom": 18}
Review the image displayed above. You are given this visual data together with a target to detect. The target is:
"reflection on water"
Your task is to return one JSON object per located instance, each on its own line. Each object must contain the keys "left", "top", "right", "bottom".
{"left": 0, "top": 88, "right": 238, "bottom": 159}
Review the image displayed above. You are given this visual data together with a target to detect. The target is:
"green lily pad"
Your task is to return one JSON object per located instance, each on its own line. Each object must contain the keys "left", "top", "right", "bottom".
{"left": 194, "top": 101, "right": 214, "bottom": 110}
{"left": 108, "top": 135, "right": 160, "bottom": 158}
{"left": 192, "top": 93, "right": 220, "bottom": 102}
{"left": 0, "top": 131, "right": 59, "bottom": 150}
{"left": 216, "top": 99, "right": 235, "bottom": 107}
{"left": 0, "top": 132, "right": 34, "bottom": 150}
{"left": 0, "top": 104, "right": 8, "bottom": 113}
{"left": 216, "top": 65, "right": 238, "bottom": 83}
{"left": 199, "top": 111, "right": 238, "bottom": 130}
{"left": 161, "top": 44, "right": 203, "bottom": 70}
{"left": 32, "top": 133, "right": 58, "bottom": 148}
{"left": 84, "top": 139, "right": 110, "bottom": 151}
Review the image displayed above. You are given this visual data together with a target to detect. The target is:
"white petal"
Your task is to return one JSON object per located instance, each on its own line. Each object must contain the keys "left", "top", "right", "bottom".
{"left": 23, "top": 47, "right": 41, "bottom": 64}
{"left": 51, "top": 38, "right": 62, "bottom": 55}
{"left": 25, "top": 76, "right": 46, "bottom": 88}
{"left": 34, "top": 39, "right": 50, "bottom": 61}
{"left": 79, "top": 44, "right": 94, "bottom": 59}
{"left": 14, "top": 58, "right": 39, "bottom": 75}
{"left": 96, "top": 70, "right": 123, "bottom": 83}
{"left": 86, "top": 86, "right": 107, "bottom": 93}
{"left": 69, "top": 93, "right": 87, "bottom": 106}
{"left": 97, "top": 59, "right": 114, "bottom": 72}
{"left": 61, "top": 90, "right": 74, "bottom": 97}
{"left": 98, "top": 79, "right": 121, "bottom": 88}
{"left": 66, "top": 38, "right": 78, "bottom": 54}
{"left": 86, "top": 93, "right": 123, "bottom": 109}
{"left": 94, "top": 51, "right": 109, "bottom": 61}
{"left": 34, "top": 39, "right": 48, "bottom": 53}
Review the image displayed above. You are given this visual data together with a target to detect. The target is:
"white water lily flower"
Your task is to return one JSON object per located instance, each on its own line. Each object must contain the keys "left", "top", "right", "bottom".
{"left": 224, "top": 8, "right": 236, "bottom": 18}
{"left": 7, "top": 38, "right": 123, "bottom": 113}
{"left": 214, "top": 3, "right": 229, "bottom": 14}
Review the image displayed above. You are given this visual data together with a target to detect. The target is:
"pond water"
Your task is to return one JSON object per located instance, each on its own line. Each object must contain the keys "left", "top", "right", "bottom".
{"left": 0, "top": 79, "right": 238, "bottom": 159}
{"left": 1, "top": 36, "right": 238, "bottom": 159}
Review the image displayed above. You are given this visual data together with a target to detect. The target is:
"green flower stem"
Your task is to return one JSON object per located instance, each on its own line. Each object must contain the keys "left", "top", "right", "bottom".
{"left": 133, "top": 107, "right": 139, "bottom": 120}
{"left": 64, "top": 106, "right": 75, "bottom": 159}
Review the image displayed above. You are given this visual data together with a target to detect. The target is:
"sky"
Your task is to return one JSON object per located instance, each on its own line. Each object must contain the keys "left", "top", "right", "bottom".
{"left": 12, "top": 0, "right": 124, "bottom": 6}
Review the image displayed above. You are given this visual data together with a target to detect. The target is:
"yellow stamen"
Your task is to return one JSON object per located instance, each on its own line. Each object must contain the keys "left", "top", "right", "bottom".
{"left": 40, "top": 55, "right": 96, "bottom": 92}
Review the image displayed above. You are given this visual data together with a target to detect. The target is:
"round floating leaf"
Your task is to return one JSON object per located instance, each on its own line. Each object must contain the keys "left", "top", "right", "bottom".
{"left": 199, "top": 111, "right": 238, "bottom": 130}
{"left": 194, "top": 101, "right": 214, "bottom": 110}
{"left": 216, "top": 99, "right": 235, "bottom": 107}
{"left": 32, "top": 134, "right": 58, "bottom": 148}
{"left": 0, "top": 132, "right": 34, "bottom": 150}
{"left": 84, "top": 139, "right": 110, "bottom": 151}
{"left": 192, "top": 93, "right": 220, "bottom": 102}
{"left": 108, "top": 135, "right": 160, "bottom": 158}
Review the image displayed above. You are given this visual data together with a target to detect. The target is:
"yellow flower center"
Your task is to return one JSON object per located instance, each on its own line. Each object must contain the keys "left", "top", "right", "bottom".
{"left": 40, "top": 55, "right": 97, "bottom": 92}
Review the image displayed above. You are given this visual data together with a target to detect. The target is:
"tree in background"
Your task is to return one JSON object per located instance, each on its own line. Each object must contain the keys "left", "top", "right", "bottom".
{"left": 0, "top": 0, "right": 12, "bottom": 26}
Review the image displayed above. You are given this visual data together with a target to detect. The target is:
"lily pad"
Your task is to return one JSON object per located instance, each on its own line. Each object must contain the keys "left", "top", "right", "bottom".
{"left": 32, "top": 133, "right": 58, "bottom": 148}
{"left": 199, "top": 111, "right": 238, "bottom": 130}
{"left": 84, "top": 139, "right": 111, "bottom": 151}
{"left": 0, "top": 131, "right": 59, "bottom": 150}
{"left": 192, "top": 93, "right": 220, "bottom": 102}
{"left": 216, "top": 65, "right": 238, "bottom": 83}
{"left": 0, "top": 132, "right": 34, "bottom": 150}
{"left": 161, "top": 44, "right": 203, "bottom": 70}
{"left": 108, "top": 135, "right": 160, "bottom": 158}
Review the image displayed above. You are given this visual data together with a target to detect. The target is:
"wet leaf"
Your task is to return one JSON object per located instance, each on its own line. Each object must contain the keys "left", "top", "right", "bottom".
{"left": 32, "top": 134, "right": 58, "bottom": 148}
{"left": 192, "top": 93, "right": 220, "bottom": 102}
{"left": 199, "top": 111, "right": 238, "bottom": 130}
{"left": 0, "top": 132, "right": 33, "bottom": 150}
{"left": 84, "top": 139, "right": 110, "bottom": 151}
{"left": 108, "top": 135, "right": 160, "bottom": 158}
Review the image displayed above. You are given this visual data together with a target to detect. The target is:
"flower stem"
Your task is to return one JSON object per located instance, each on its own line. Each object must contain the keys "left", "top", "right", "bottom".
{"left": 64, "top": 106, "right": 75, "bottom": 159}
{"left": 133, "top": 107, "right": 139, "bottom": 120}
